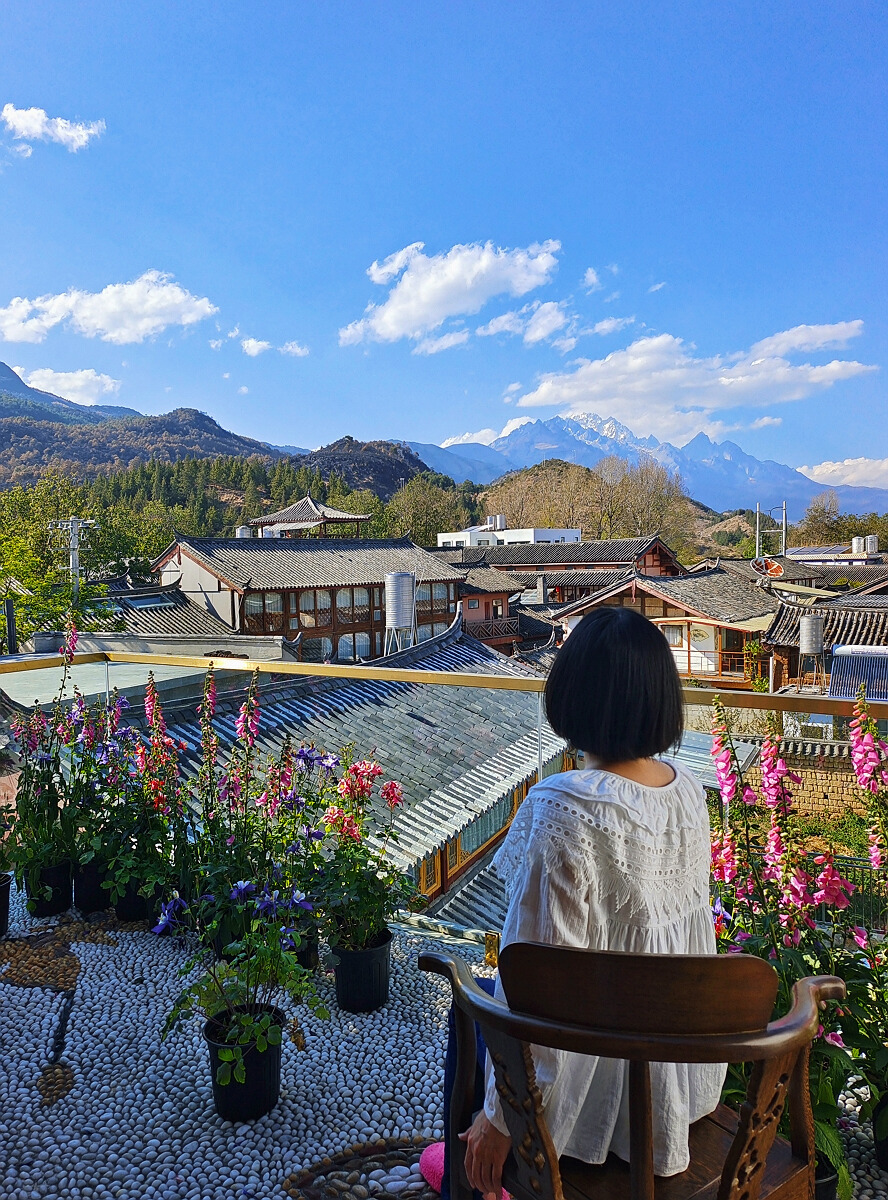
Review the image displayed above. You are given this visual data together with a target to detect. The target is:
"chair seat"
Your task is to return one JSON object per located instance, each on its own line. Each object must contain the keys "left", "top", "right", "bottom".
{"left": 503, "top": 1107, "right": 809, "bottom": 1200}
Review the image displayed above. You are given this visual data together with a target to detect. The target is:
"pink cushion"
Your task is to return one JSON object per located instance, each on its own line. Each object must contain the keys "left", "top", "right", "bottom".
{"left": 419, "top": 1141, "right": 509, "bottom": 1199}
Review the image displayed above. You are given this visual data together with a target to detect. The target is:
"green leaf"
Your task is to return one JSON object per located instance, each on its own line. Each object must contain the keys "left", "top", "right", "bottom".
{"left": 233, "top": 1061, "right": 246, "bottom": 1084}
{"left": 215, "top": 1061, "right": 232, "bottom": 1086}
{"left": 217, "top": 1048, "right": 235, "bottom": 1061}
{"left": 256, "top": 1034, "right": 267, "bottom": 1052}
{"left": 267, "top": 1025, "right": 282, "bottom": 1045}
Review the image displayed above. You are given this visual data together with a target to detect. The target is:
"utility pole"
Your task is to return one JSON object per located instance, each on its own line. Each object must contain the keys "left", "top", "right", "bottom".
{"left": 755, "top": 503, "right": 761, "bottom": 558}
{"left": 49, "top": 516, "right": 98, "bottom": 604}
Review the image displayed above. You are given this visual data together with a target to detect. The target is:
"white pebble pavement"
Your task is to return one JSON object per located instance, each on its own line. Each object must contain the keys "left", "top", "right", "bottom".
{"left": 0, "top": 882, "right": 493, "bottom": 1200}
{"left": 2, "top": 883, "right": 885, "bottom": 1199}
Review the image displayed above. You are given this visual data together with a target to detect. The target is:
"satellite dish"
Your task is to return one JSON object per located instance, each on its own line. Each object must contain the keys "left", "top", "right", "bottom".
{"left": 751, "top": 556, "right": 784, "bottom": 579}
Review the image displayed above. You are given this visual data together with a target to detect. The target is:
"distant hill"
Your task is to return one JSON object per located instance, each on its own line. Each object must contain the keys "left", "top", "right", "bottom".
{"left": 0, "top": 408, "right": 290, "bottom": 486}
{"left": 294, "top": 436, "right": 428, "bottom": 501}
{"left": 0, "top": 362, "right": 142, "bottom": 424}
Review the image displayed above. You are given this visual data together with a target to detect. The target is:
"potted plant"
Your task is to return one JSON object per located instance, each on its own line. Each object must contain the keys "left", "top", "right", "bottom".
{"left": 0, "top": 797, "right": 14, "bottom": 936}
{"left": 709, "top": 695, "right": 888, "bottom": 1200}
{"left": 103, "top": 674, "right": 181, "bottom": 922}
{"left": 8, "top": 620, "right": 81, "bottom": 916}
{"left": 157, "top": 884, "right": 328, "bottom": 1122}
{"left": 318, "top": 756, "right": 415, "bottom": 1012}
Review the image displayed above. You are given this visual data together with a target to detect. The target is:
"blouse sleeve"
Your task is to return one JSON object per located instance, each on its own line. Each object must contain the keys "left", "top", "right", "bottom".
{"left": 483, "top": 813, "right": 590, "bottom": 1133}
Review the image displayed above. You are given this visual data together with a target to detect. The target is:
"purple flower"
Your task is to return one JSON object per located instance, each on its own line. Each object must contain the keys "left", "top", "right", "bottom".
{"left": 255, "top": 887, "right": 282, "bottom": 916}
{"left": 289, "top": 888, "right": 313, "bottom": 912}
{"left": 319, "top": 753, "right": 340, "bottom": 775}
{"left": 229, "top": 880, "right": 255, "bottom": 902}
{"left": 152, "top": 894, "right": 188, "bottom": 934}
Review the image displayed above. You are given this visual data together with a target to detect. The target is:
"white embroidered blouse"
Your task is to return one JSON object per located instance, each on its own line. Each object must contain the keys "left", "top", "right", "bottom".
{"left": 483, "top": 761, "right": 726, "bottom": 1177}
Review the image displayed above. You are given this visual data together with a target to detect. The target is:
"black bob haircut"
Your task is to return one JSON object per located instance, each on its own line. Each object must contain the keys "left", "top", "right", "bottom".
{"left": 545, "top": 606, "right": 684, "bottom": 763}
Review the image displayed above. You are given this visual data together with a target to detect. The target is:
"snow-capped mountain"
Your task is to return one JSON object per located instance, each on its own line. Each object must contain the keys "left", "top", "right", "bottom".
{"left": 425, "top": 414, "right": 888, "bottom": 519}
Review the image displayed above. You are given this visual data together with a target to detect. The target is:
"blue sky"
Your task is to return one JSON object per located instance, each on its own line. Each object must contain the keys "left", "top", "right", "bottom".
{"left": 0, "top": 2, "right": 886, "bottom": 486}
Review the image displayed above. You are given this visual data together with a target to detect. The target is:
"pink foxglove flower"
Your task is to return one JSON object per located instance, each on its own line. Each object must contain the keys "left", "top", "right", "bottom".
{"left": 812, "top": 855, "right": 855, "bottom": 909}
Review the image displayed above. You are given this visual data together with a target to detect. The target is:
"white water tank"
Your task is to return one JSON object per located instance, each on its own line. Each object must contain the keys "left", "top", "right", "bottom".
{"left": 385, "top": 572, "right": 415, "bottom": 630}
{"left": 865, "top": 534, "right": 879, "bottom": 554}
{"left": 235, "top": 525, "right": 252, "bottom": 539}
{"left": 851, "top": 536, "right": 866, "bottom": 555}
{"left": 799, "top": 612, "right": 825, "bottom": 656}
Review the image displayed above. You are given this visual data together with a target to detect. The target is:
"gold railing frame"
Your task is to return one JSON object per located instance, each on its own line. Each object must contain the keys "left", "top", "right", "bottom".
{"left": 0, "top": 650, "right": 887, "bottom": 719}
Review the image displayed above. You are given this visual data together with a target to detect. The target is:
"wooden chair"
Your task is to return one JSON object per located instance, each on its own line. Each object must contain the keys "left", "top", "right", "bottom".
{"left": 419, "top": 944, "right": 845, "bottom": 1200}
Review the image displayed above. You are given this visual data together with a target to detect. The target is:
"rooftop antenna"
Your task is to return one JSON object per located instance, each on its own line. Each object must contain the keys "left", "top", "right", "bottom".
{"left": 49, "top": 516, "right": 98, "bottom": 603}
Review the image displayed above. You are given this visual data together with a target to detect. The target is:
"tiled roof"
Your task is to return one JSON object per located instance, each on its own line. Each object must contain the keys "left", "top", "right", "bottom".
{"left": 554, "top": 567, "right": 779, "bottom": 624}
{"left": 161, "top": 536, "right": 462, "bottom": 590}
{"left": 717, "top": 557, "right": 824, "bottom": 584}
{"left": 445, "top": 537, "right": 667, "bottom": 567}
{"left": 764, "top": 596, "right": 888, "bottom": 649}
{"left": 813, "top": 565, "right": 888, "bottom": 591}
{"left": 89, "top": 586, "right": 237, "bottom": 639}
{"left": 512, "top": 568, "right": 633, "bottom": 591}
{"left": 249, "top": 497, "right": 370, "bottom": 527}
{"left": 634, "top": 569, "right": 779, "bottom": 623}
{"left": 460, "top": 568, "right": 525, "bottom": 596}
{"left": 157, "top": 624, "right": 558, "bottom": 872}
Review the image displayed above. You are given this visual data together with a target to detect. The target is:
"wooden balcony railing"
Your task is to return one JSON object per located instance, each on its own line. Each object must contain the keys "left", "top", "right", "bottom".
{"left": 462, "top": 616, "right": 521, "bottom": 642}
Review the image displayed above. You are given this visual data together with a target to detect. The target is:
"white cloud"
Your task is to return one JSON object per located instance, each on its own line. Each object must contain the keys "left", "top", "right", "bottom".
{"left": 797, "top": 457, "right": 888, "bottom": 489}
{"left": 606, "top": 264, "right": 619, "bottom": 275}
{"left": 648, "top": 281, "right": 666, "bottom": 293}
{"left": 280, "top": 340, "right": 309, "bottom": 357}
{"left": 209, "top": 338, "right": 223, "bottom": 350}
{"left": 604, "top": 291, "right": 620, "bottom": 303}
{"left": 412, "top": 329, "right": 470, "bottom": 355}
{"left": 749, "top": 320, "right": 863, "bottom": 359}
{"left": 339, "top": 239, "right": 560, "bottom": 347}
{"left": 13, "top": 143, "right": 32, "bottom": 158}
{"left": 1, "top": 103, "right": 105, "bottom": 152}
{"left": 441, "top": 415, "right": 532, "bottom": 448}
{"left": 441, "top": 428, "right": 500, "bottom": 447}
{"left": 238, "top": 385, "right": 249, "bottom": 395}
{"left": 552, "top": 336, "right": 578, "bottom": 354}
{"left": 222, "top": 372, "right": 230, "bottom": 379}
{"left": 241, "top": 337, "right": 271, "bottom": 356}
{"left": 503, "top": 382, "right": 522, "bottom": 395}
{"left": 592, "top": 316, "right": 635, "bottom": 336}
{"left": 0, "top": 270, "right": 217, "bottom": 344}
{"left": 227, "top": 326, "right": 240, "bottom": 339}
{"left": 749, "top": 416, "right": 782, "bottom": 429}
{"left": 477, "top": 300, "right": 569, "bottom": 346}
{"left": 583, "top": 267, "right": 602, "bottom": 292}
{"left": 476, "top": 311, "right": 527, "bottom": 338}
{"left": 515, "top": 323, "right": 877, "bottom": 442}
{"left": 13, "top": 365, "right": 121, "bottom": 406}
{"left": 524, "top": 301, "right": 568, "bottom": 345}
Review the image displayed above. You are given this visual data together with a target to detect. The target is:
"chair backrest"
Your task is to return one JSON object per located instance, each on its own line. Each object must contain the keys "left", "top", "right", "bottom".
{"left": 420, "top": 945, "right": 844, "bottom": 1200}
{"left": 499, "top": 943, "right": 780, "bottom": 1042}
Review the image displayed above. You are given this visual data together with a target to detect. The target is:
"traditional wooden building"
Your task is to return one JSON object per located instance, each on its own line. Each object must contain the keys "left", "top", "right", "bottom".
{"left": 764, "top": 595, "right": 888, "bottom": 689}
{"left": 153, "top": 536, "right": 463, "bottom": 662}
{"left": 247, "top": 496, "right": 371, "bottom": 538}
{"left": 458, "top": 567, "right": 526, "bottom": 650}
{"left": 443, "top": 535, "right": 684, "bottom": 576}
{"left": 554, "top": 567, "right": 778, "bottom": 685}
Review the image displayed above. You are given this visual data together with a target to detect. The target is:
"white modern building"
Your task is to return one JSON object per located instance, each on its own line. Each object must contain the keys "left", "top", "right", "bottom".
{"left": 437, "top": 515, "right": 582, "bottom": 548}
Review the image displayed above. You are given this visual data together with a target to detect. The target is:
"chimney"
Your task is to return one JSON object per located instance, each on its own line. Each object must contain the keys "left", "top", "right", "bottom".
{"left": 536, "top": 571, "right": 548, "bottom": 605}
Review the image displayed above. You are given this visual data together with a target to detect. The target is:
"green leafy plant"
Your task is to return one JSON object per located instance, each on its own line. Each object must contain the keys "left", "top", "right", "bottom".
{"left": 709, "top": 696, "right": 888, "bottom": 1199}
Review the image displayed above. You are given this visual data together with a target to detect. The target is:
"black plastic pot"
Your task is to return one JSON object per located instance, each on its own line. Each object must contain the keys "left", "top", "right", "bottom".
{"left": 0, "top": 872, "right": 10, "bottom": 937}
{"left": 814, "top": 1163, "right": 838, "bottom": 1200}
{"left": 26, "top": 861, "right": 73, "bottom": 918}
{"left": 114, "top": 881, "right": 162, "bottom": 923}
{"left": 333, "top": 927, "right": 392, "bottom": 1013}
{"left": 295, "top": 926, "right": 320, "bottom": 971}
{"left": 74, "top": 860, "right": 110, "bottom": 915}
{"left": 203, "top": 1005, "right": 284, "bottom": 1122}
{"left": 873, "top": 1094, "right": 888, "bottom": 1171}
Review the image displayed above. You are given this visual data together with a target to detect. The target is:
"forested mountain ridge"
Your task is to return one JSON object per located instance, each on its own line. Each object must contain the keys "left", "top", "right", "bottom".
{"left": 0, "top": 408, "right": 291, "bottom": 486}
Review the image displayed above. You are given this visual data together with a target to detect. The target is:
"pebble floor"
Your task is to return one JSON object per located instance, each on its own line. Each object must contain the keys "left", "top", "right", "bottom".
{"left": 1, "top": 884, "right": 885, "bottom": 1200}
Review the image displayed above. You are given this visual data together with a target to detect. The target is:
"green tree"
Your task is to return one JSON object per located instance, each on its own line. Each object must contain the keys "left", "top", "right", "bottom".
{"left": 384, "top": 477, "right": 470, "bottom": 546}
